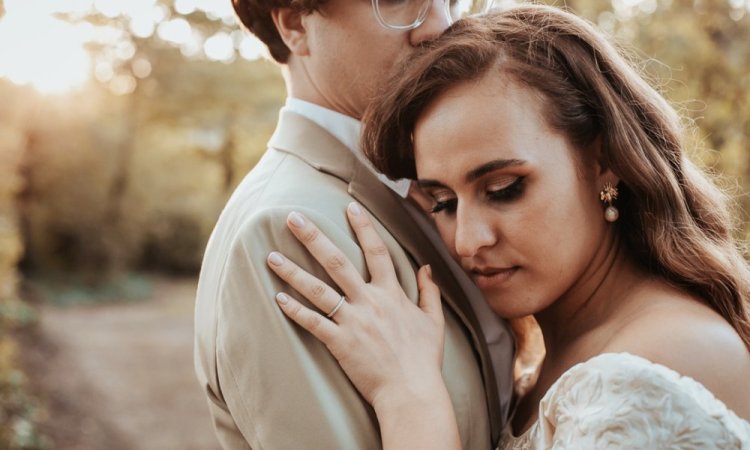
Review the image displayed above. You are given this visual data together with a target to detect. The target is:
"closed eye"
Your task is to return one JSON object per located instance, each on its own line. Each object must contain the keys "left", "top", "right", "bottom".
{"left": 430, "top": 198, "right": 457, "bottom": 214}
{"left": 487, "top": 176, "right": 525, "bottom": 203}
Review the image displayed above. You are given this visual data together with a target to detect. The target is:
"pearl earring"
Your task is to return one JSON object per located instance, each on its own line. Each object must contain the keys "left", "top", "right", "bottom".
{"left": 600, "top": 182, "right": 619, "bottom": 222}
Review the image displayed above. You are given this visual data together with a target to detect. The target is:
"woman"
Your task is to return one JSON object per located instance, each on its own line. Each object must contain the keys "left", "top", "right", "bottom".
{"left": 266, "top": 5, "right": 750, "bottom": 449}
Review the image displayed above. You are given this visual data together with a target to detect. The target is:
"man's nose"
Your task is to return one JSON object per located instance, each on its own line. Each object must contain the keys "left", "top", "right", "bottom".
{"left": 409, "top": 0, "right": 451, "bottom": 46}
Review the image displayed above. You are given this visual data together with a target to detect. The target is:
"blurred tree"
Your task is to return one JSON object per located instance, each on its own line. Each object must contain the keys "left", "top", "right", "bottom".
{"left": 2, "top": 0, "right": 285, "bottom": 276}
{"left": 0, "top": 80, "right": 46, "bottom": 449}
{"left": 13, "top": 54, "right": 283, "bottom": 275}
{"left": 552, "top": 0, "right": 750, "bottom": 233}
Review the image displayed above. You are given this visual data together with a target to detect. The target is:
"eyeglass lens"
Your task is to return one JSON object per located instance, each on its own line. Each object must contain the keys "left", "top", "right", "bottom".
{"left": 375, "top": 0, "right": 493, "bottom": 29}
{"left": 448, "top": 0, "right": 493, "bottom": 21}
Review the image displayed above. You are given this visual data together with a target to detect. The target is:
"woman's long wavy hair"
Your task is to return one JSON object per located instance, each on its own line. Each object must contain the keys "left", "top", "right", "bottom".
{"left": 362, "top": 4, "right": 750, "bottom": 349}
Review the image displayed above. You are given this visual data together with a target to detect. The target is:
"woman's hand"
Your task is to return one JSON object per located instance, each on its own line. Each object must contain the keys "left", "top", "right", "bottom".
{"left": 266, "top": 202, "right": 446, "bottom": 410}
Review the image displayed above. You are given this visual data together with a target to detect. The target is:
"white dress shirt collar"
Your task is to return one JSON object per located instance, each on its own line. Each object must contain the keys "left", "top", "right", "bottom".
{"left": 282, "top": 97, "right": 411, "bottom": 198}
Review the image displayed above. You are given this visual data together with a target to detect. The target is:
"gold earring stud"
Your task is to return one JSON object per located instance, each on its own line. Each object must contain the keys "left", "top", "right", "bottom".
{"left": 600, "top": 182, "right": 619, "bottom": 222}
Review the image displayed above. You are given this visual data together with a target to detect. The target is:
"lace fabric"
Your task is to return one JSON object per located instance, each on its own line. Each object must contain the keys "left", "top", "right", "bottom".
{"left": 499, "top": 352, "right": 750, "bottom": 450}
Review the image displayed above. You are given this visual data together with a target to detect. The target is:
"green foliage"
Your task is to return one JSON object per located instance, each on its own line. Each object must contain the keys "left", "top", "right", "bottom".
{"left": 0, "top": 300, "right": 36, "bottom": 330}
{"left": 0, "top": 81, "right": 46, "bottom": 449}
{"left": 0, "top": 339, "right": 49, "bottom": 450}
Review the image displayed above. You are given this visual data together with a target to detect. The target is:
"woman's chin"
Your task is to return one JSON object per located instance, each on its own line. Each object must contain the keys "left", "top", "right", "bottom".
{"left": 482, "top": 291, "right": 542, "bottom": 319}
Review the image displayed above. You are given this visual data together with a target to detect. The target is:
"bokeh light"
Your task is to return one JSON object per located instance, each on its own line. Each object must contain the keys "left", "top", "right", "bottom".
{"left": 0, "top": 0, "right": 262, "bottom": 95}
{"left": 204, "top": 32, "right": 235, "bottom": 62}
{"left": 158, "top": 18, "right": 192, "bottom": 45}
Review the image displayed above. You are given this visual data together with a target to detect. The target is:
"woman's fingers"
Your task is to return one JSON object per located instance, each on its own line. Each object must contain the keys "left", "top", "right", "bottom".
{"left": 267, "top": 251, "right": 349, "bottom": 320}
{"left": 275, "top": 292, "right": 338, "bottom": 344}
{"left": 346, "top": 202, "right": 397, "bottom": 285}
{"left": 286, "top": 211, "right": 365, "bottom": 295}
{"left": 416, "top": 265, "right": 444, "bottom": 327}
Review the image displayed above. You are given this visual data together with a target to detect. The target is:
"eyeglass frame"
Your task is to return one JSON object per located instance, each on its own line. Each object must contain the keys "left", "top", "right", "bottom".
{"left": 371, "top": 0, "right": 492, "bottom": 31}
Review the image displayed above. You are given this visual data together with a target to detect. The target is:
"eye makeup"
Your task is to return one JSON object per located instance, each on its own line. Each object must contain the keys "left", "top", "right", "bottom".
{"left": 429, "top": 176, "right": 526, "bottom": 215}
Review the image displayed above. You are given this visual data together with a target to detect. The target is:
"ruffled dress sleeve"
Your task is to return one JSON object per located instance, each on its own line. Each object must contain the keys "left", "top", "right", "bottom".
{"left": 502, "top": 352, "right": 750, "bottom": 450}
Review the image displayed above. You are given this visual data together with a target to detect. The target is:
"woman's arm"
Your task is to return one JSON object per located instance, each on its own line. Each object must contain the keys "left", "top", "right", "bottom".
{"left": 267, "top": 202, "right": 461, "bottom": 450}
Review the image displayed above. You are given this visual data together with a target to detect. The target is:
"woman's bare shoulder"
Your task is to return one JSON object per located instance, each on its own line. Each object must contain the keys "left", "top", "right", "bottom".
{"left": 601, "top": 287, "right": 750, "bottom": 421}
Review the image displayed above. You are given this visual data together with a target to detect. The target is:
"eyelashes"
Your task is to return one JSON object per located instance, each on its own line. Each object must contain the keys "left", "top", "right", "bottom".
{"left": 487, "top": 176, "right": 525, "bottom": 202}
{"left": 430, "top": 198, "right": 457, "bottom": 214}
{"left": 429, "top": 177, "right": 526, "bottom": 215}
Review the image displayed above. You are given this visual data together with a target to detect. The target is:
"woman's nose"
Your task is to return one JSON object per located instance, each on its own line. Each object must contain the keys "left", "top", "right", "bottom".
{"left": 453, "top": 207, "right": 497, "bottom": 258}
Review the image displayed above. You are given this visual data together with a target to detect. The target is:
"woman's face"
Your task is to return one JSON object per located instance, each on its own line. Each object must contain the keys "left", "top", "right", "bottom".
{"left": 413, "top": 74, "right": 613, "bottom": 318}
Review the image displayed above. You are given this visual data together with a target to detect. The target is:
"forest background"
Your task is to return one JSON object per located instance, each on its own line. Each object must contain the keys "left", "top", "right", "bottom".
{"left": 1, "top": 0, "right": 748, "bottom": 448}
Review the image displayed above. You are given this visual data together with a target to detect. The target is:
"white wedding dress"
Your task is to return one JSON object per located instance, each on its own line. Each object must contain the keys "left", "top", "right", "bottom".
{"left": 499, "top": 353, "right": 750, "bottom": 449}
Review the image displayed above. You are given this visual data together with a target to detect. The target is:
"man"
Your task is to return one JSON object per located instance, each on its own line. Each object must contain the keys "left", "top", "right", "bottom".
{"left": 194, "top": 1, "right": 515, "bottom": 448}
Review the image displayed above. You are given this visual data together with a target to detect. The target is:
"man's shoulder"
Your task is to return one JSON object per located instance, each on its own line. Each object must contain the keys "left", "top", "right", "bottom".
{"left": 217, "top": 149, "right": 352, "bottom": 228}
{"left": 235, "top": 147, "right": 349, "bottom": 204}
{"left": 201, "top": 147, "right": 367, "bottom": 270}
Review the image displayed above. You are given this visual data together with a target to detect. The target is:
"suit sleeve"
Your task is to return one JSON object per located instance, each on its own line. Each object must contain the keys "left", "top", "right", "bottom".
{"left": 208, "top": 206, "right": 391, "bottom": 450}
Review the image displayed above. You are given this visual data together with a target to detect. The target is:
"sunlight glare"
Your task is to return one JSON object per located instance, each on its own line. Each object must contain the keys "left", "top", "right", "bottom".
{"left": 200, "top": 0, "right": 236, "bottom": 21}
{"left": 59, "top": 0, "right": 95, "bottom": 15}
{"left": 175, "top": 0, "right": 199, "bottom": 15}
{"left": 94, "top": 0, "right": 122, "bottom": 18}
{"left": 728, "top": 0, "right": 750, "bottom": 19}
{"left": 0, "top": 8, "right": 91, "bottom": 94}
{"left": 7, "top": 0, "right": 96, "bottom": 15}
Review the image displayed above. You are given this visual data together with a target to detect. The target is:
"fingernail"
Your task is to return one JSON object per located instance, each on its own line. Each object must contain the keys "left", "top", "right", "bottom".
{"left": 276, "top": 292, "right": 289, "bottom": 305}
{"left": 268, "top": 252, "right": 284, "bottom": 266}
{"left": 288, "top": 211, "right": 305, "bottom": 228}
{"left": 348, "top": 202, "right": 362, "bottom": 216}
{"left": 425, "top": 264, "right": 432, "bottom": 278}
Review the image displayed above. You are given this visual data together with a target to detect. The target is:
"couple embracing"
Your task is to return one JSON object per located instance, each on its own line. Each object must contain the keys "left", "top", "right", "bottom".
{"left": 195, "top": 1, "right": 750, "bottom": 449}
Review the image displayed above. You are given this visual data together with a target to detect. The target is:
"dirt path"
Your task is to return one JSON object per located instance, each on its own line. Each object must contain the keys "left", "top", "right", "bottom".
{"left": 22, "top": 277, "right": 221, "bottom": 450}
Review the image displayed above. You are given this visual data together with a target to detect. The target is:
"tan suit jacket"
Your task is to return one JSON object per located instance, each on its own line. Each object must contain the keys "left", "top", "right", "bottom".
{"left": 194, "top": 111, "right": 515, "bottom": 449}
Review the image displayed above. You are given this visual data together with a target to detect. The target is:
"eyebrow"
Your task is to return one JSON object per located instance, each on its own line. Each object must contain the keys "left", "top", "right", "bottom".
{"left": 417, "top": 158, "right": 526, "bottom": 189}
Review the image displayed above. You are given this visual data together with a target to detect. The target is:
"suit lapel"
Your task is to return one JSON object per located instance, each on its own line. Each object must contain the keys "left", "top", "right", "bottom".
{"left": 349, "top": 164, "right": 504, "bottom": 442}
{"left": 269, "top": 110, "right": 506, "bottom": 441}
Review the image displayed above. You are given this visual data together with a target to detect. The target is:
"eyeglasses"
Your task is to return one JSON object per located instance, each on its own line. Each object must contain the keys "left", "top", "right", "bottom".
{"left": 372, "top": 0, "right": 495, "bottom": 31}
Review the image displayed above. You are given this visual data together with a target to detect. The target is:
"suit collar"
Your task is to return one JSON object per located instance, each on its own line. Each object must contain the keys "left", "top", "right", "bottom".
{"left": 268, "top": 110, "right": 358, "bottom": 184}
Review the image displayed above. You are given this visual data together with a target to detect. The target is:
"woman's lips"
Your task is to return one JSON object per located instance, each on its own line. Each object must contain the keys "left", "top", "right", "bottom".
{"left": 470, "top": 267, "right": 519, "bottom": 290}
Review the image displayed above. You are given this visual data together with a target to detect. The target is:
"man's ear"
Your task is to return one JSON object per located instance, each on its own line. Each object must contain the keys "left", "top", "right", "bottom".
{"left": 271, "top": 8, "right": 310, "bottom": 56}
